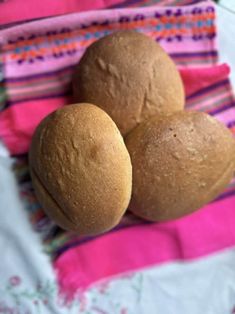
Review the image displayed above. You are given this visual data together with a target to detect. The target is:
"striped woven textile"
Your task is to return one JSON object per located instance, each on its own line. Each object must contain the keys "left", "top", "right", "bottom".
{"left": 0, "top": 2, "right": 216, "bottom": 112}
{"left": 0, "top": 0, "right": 235, "bottom": 296}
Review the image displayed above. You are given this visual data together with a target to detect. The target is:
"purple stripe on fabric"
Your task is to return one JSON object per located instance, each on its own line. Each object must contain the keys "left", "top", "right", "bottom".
{"left": 11, "top": 153, "right": 28, "bottom": 158}
{"left": 5, "top": 65, "right": 75, "bottom": 83}
{"left": 108, "top": 0, "right": 144, "bottom": 8}
{"left": 186, "top": 79, "right": 230, "bottom": 100}
{"left": 54, "top": 220, "right": 151, "bottom": 258}
{"left": 227, "top": 120, "right": 235, "bottom": 128}
{"left": 209, "top": 102, "right": 235, "bottom": 116}
{"left": 214, "top": 190, "right": 235, "bottom": 202}
{"left": 170, "top": 50, "right": 218, "bottom": 58}
{"left": 109, "top": 0, "right": 201, "bottom": 8}
{"left": 188, "top": 0, "right": 205, "bottom": 4}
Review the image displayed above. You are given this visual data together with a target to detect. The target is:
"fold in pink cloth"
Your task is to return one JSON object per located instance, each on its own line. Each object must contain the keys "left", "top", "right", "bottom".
{"left": 55, "top": 195, "right": 235, "bottom": 297}
{"left": 0, "top": 0, "right": 123, "bottom": 26}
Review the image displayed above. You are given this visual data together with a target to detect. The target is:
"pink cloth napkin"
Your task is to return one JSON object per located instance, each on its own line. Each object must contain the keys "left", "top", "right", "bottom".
{"left": 0, "top": 0, "right": 124, "bottom": 26}
{"left": 55, "top": 195, "right": 235, "bottom": 297}
{"left": 0, "top": 0, "right": 199, "bottom": 26}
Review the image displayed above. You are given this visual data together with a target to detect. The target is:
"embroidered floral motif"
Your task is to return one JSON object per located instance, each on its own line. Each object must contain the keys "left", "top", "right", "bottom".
{"left": 0, "top": 273, "right": 145, "bottom": 313}
{"left": 9, "top": 276, "right": 21, "bottom": 287}
{"left": 2, "top": 6, "right": 215, "bottom": 65}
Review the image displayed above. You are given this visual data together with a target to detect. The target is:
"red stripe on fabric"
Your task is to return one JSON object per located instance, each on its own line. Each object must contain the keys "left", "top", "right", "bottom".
{"left": 180, "top": 64, "right": 230, "bottom": 98}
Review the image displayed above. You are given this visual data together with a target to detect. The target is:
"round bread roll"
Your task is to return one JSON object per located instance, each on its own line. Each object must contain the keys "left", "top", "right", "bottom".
{"left": 29, "top": 103, "right": 132, "bottom": 235}
{"left": 125, "top": 111, "right": 235, "bottom": 221}
{"left": 73, "top": 30, "right": 184, "bottom": 136}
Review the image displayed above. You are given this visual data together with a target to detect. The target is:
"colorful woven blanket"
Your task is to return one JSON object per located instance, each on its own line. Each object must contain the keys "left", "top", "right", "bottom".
{"left": 0, "top": 0, "right": 234, "bottom": 302}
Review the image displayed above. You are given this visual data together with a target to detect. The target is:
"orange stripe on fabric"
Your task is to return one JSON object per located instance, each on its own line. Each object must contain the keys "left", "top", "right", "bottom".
{"left": 2, "top": 13, "right": 215, "bottom": 51}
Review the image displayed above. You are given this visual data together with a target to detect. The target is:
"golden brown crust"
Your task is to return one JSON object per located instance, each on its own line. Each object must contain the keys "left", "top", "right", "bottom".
{"left": 29, "top": 103, "right": 132, "bottom": 235}
{"left": 73, "top": 31, "right": 185, "bottom": 135}
{"left": 125, "top": 111, "right": 235, "bottom": 221}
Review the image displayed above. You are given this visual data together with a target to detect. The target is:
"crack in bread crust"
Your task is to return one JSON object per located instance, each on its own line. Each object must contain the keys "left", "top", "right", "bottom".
{"left": 31, "top": 167, "right": 77, "bottom": 228}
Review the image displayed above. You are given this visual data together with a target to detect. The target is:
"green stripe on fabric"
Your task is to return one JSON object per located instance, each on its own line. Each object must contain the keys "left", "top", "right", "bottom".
{"left": 173, "top": 0, "right": 191, "bottom": 4}
{"left": 44, "top": 234, "right": 70, "bottom": 256}
{"left": 8, "top": 83, "right": 70, "bottom": 101}
{"left": 0, "top": 88, "right": 6, "bottom": 109}
{"left": 7, "top": 75, "right": 71, "bottom": 90}
{"left": 196, "top": 96, "right": 233, "bottom": 112}
{"left": 141, "top": 0, "right": 162, "bottom": 7}
{"left": 174, "top": 59, "right": 216, "bottom": 66}
{"left": 228, "top": 181, "right": 235, "bottom": 189}
{"left": 0, "top": 93, "right": 6, "bottom": 102}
